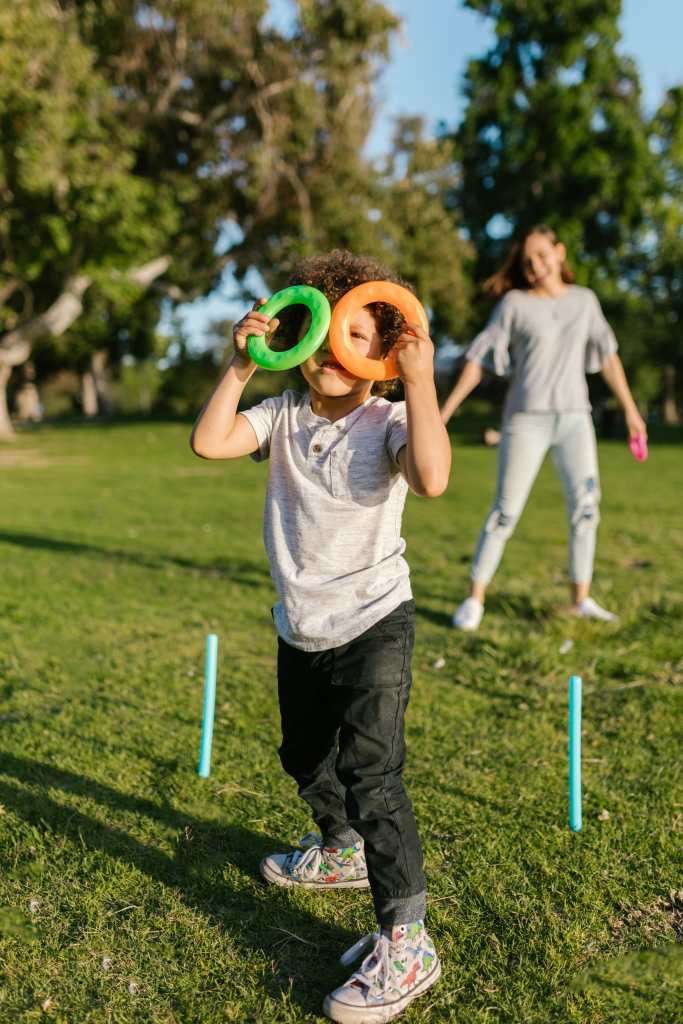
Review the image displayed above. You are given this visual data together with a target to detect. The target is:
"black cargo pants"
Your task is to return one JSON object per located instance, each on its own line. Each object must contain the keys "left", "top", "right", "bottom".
{"left": 276, "top": 599, "right": 426, "bottom": 926}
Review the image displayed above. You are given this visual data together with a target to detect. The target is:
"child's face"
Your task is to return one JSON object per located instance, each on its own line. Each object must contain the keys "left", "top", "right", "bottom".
{"left": 521, "top": 233, "right": 566, "bottom": 289}
{"left": 300, "top": 306, "right": 382, "bottom": 399}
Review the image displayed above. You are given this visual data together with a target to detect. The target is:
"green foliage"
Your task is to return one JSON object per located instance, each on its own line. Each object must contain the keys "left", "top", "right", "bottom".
{"left": 0, "top": 2, "right": 176, "bottom": 289}
{"left": 3, "top": 0, "right": 475, "bottom": 414}
{"left": 450, "top": 1, "right": 682, "bottom": 410}
{"left": 456, "top": 0, "right": 655, "bottom": 280}
{"left": 115, "top": 359, "right": 164, "bottom": 415}
{"left": 378, "top": 118, "right": 474, "bottom": 338}
{"left": 229, "top": 0, "right": 402, "bottom": 283}
{"left": 156, "top": 344, "right": 221, "bottom": 418}
{"left": 640, "top": 88, "right": 683, "bottom": 371}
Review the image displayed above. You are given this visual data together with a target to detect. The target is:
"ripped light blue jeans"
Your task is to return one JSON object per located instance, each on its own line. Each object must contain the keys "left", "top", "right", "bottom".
{"left": 472, "top": 412, "right": 601, "bottom": 585}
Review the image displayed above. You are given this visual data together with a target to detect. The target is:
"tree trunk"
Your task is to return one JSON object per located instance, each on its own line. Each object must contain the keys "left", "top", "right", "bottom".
{"left": 91, "top": 349, "right": 112, "bottom": 413}
{"left": 14, "top": 362, "right": 42, "bottom": 422}
{"left": 662, "top": 365, "right": 681, "bottom": 426}
{"left": 81, "top": 349, "right": 113, "bottom": 417}
{"left": 0, "top": 257, "right": 170, "bottom": 402}
{"left": 14, "top": 381, "right": 42, "bottom": 422}
{"left": 0, "top": 363, "right": 14, "bottom": 439}
{"left": 81, "top": 370, "right": 99, "bottom": 418}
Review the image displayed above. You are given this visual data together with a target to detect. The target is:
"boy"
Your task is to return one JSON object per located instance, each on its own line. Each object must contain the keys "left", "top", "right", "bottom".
{"left": 191, "top": 250, "right": 451, "bottom": 1022}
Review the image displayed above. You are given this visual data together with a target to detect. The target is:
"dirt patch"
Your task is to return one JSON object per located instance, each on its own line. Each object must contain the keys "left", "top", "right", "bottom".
{"left": 610, "top": 889, "right": 683, "bottom": 942}
{"left": 0, "top": 449, "right": 87, "bottom": 469}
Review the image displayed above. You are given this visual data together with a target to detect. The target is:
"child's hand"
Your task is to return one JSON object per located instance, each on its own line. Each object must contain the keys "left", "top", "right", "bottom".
{"left": 232, "top": 298, "right": 279, "bottom": 366}
{"left": 393, "top": 323, "right": 435, "bottom": 386}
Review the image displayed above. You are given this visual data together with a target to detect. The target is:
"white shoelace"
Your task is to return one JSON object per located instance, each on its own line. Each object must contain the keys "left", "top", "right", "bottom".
{"left": 286, "top": 832, "right": 324, "bottom": 876}
{"left": 340, "top": 931, "right": 390, "bottom": 992}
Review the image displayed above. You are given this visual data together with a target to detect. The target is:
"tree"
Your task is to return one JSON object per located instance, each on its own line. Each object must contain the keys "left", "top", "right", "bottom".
{"left": 0, "top": 1, "right": 175, "bottom": 434}
{"left": 642, "top": 87, "right": 683, "bottom": 422}
{"left": 454, "top": 0, "right": 656, "bottom": 282}
{"left": 0, "top": 0, "right": 422, "bottom": 432}
{"left": 1, "top": 1, "right": 476, "bottom": 435}
{"left": 226, "top": 0, "right": 401, "bottom": 282}
{"left": 378, "top": 118, "right": 473, "bottom": 339}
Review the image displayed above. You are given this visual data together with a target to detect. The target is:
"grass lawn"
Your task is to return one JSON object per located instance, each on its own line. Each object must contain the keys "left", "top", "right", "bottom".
{"left": 0, "top": 418, "right": 681, "bottom": 1023}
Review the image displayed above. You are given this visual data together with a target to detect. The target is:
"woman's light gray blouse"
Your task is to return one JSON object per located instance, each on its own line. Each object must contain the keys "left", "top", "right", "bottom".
{"left": 465, "top": 285, "right": 618, "bottom": 416}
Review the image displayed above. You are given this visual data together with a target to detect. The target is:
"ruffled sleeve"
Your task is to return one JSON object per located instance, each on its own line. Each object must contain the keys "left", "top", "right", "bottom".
{"left": 585, "top": 291, "right": 618, "bottom": 373}
{"left": 465, "top": 294, "right": 515, "bottom": 377}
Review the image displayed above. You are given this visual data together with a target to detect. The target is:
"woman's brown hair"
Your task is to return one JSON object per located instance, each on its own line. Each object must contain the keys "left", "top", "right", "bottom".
{"left": 483, "top": 224, "right": 574, "bottom": 298}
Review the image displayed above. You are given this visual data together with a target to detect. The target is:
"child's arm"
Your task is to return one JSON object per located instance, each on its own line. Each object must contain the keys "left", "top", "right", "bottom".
{"left": 394, "top": 323, "right": 452, "bottom": 498}
{"left": 440, "top": 359, "right": 484, "bottom": 424}
{"left": 600, "top": 353, "right": 647, "bottom": 439}
{"left": 190, "top": 299, "right": 278, "bottom": 459}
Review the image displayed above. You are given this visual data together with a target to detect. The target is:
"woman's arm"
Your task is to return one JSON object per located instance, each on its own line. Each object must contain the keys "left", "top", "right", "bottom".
{"left": 394, "top": 324, "right": 451, "bottom": 497}
{"left": 600, "top": 353, "right": 647, "bottom": 439}
{"left": 440, "top": 359, "right": 484, "bottom": 425}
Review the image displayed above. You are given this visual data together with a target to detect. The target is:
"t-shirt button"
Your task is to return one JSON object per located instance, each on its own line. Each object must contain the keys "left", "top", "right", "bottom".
{"left": 311, "top": 443, "right": 322, "bottom": 454}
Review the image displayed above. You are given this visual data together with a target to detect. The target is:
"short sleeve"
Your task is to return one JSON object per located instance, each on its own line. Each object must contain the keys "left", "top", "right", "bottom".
{"left": 239, "top": 393, "right": 284, "bottom": 462}
{"left": 385, "top": 401, "right": 408, "bottom": 466}
{"left": 465, "top": 294, "right": 515, "bottom": 377}
{"left": 585, "top": 291, "right": 618, "bottom": 373}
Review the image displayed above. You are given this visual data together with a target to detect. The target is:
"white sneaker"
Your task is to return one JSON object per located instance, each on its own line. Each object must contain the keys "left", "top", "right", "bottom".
{"left": 574, "top": 597, "right": 618, "bottom": 622}
{"left": 452, "top": 596, "right": 484, "bottom": 631}
{"left": 323, "top": 922, "right": 440, "bottom": 1023}
{"left": 260, "top": 833, "right": 370, "bottom": 889}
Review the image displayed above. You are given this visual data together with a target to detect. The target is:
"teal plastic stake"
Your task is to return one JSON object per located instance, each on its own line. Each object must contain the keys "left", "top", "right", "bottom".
{"left": 198, "top": 634, "right": 218, "bottom": 778}
{"left": 568, "top": 675, "right": 582, "bottom": 831}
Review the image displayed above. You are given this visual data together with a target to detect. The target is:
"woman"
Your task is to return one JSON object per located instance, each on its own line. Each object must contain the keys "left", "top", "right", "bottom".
{"left": 441, "top": 225, "right": 646, "bottom": 631}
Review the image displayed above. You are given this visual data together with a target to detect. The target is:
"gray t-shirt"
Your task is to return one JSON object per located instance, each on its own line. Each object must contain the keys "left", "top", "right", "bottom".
{"left": 240, "top": 389, "right": 412, "bottom": 652}
{"left": 466, "top": 285, "right": 618, "bottom": 417}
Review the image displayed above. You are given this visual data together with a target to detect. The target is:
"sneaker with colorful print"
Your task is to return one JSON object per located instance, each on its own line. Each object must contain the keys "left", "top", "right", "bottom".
{"left": 260, "top": 832, "right": 370, "bottom": 889}
{"left": 323, "top": 920, "right": 440, "bottom": 1023}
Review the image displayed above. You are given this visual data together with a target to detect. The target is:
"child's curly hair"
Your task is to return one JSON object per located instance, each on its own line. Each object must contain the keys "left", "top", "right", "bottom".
{"left": 277, "top": 249, "right": 413, "bottom": 397}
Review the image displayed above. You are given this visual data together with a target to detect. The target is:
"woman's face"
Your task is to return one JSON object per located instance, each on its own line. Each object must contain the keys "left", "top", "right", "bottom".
{"left": 521, "top": 233, "right": 566, "bottom": 290}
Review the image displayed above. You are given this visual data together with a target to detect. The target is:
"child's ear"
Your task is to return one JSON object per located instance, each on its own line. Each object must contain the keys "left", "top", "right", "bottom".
{"left": 556, "top": 242, "right": 567, "bottom": 264}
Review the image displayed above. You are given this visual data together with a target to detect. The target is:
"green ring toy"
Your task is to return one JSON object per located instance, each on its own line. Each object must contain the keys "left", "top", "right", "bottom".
{"left": 247, "top": 285, "right": 331, "bottom": 371}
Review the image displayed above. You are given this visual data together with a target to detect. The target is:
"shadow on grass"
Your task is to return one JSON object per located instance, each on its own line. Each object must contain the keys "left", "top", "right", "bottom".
{"left": 484, "top": 591, "right": 555, "bottom": 623}
{"left": 414, "top": 602, "right": 453, "bottom": 630}
{"left": 0, "top": 530, "right": 271, "bottom": 588}
{"left": 412, "top": 588, "right": 555, "bottom": 632}
{"left": 0, "top": 753, "right": 355, "bottom": 1017}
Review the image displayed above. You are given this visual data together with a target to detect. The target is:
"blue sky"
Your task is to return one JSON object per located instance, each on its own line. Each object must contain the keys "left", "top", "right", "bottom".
{"left": 176, "top": 0, "right": 683, "bottom": 346}
{"left": 367, "top": 0, "right": 682, "bottom": 153}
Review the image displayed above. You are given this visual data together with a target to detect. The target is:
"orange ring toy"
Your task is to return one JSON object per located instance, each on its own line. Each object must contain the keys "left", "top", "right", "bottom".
{"left": 329, "top": 281, "right": 428, "bottom": 381}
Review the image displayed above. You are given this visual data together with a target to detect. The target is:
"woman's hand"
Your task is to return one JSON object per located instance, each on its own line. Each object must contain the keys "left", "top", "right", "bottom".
{"left": 232, "top": 298, "right": 279, "bottom": 367}
{"left": 625, "top": 406, "right": 647, "bottom": 440}
{"left": 600, "top": 354, "right": 647, "bottom": 440}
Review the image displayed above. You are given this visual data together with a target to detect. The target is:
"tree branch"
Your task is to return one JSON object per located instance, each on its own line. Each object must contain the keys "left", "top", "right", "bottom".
{"left": 0, "top": 278, "right": 21, "bottom": 305}
{"left": 113, "top": 255, "right": 171, "bottom": 287}
{"left": 0, "top": 257, "right": 171, "bottom": 366}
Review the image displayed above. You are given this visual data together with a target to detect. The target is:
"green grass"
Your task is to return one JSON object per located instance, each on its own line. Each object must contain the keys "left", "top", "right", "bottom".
{"left": 0, "top": 419, "right": 681, "bottom": 1023}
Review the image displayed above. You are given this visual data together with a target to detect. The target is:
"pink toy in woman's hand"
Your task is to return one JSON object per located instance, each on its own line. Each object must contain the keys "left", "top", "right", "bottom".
{"left": 629, "top": 434, "right": 648, "bottom": 461}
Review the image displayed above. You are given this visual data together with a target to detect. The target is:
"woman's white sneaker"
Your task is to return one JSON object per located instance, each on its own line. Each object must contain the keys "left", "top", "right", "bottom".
{"left": 452, "top": 596, "right": 484, "bottom": 631}
{"left": 574, "top": 597, "right": 618, "bottom": 622}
